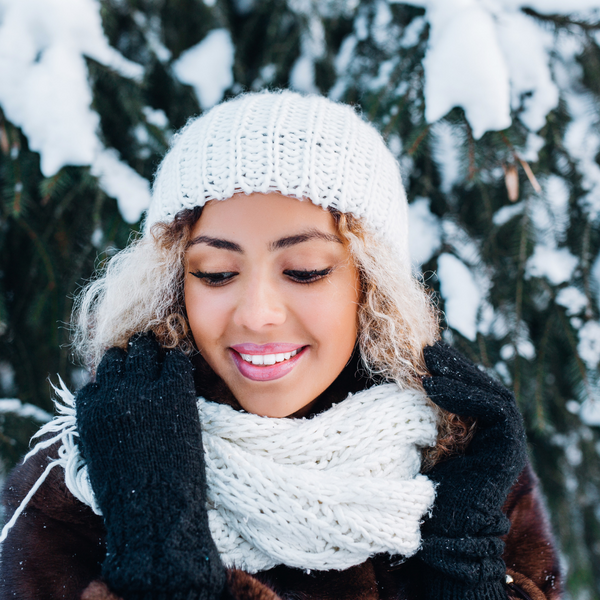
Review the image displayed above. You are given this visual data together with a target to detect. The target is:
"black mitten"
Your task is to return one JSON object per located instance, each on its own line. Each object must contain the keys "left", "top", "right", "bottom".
{"left": 76, "top": 333, "right": 226, "bottom": 600}
{"left": 419, "top": 342, "right": 527, "bottom": 600}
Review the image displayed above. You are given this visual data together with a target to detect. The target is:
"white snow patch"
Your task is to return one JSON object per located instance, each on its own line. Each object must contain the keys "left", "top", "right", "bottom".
{"left": 431, "top": 120, "right": 463, "bottom": 193}
{"left": 557, "top": 33, "right": 600, "bottom": 218}
{"left": 372, "top": 0, "right": 394, "bottom": 48}
{"left": 421, "top": 3, "right": 511, "bottom": 138}
{"left": 544, "top": 175, "right": 571, "bottom": 242}
{"left": 526, "top": 245, "right": 578, "bottom": 286}
{"left": 571, "top": 317, "right": 583, "bottom": 330}
{"left": 395, "top": 0, "right": 588, "bottom": 137}
{"left": 592, "top": 252, "right": 600, "bottom": 312}
{"left": 370, "top": 59, "right": 396, "bottom": 90}
{"left": 408, "top": 197, "right": 442, "bottom": 267}
{"left": 578, "top": 320, "right": 600, "bottom": 370}
{"left": 491, "top": 310, "right": 511, "bottom": 339}
{"left": 437, "top": 253, "right": 481, "bottom": 341}
{"left": 477, "top": 301, "right": 495, "bottom": 336}
{"left": 399, "top": 16, "right": 426, "bottom": 48}
{"left": 520, "top": 132, "right": 545, "bottom": 163}
{"left": 91, "top": 149, "right": 151, "bottom": 223}
{"left": 0, "top": 0, "right": 144, "bottom": 173}
{"left": 143, "top": 106, "right": 168, "bottom": 129}
{"left": 91, "top": 227, "right": 103, "bottom": 248}
{"left": 0, "top": 40, "right": 99, "bottom": 176}
{"left": 0, "top": 0, "right": 151, "bottom": 223}
{"left": 387, "top": 134, "right": 402, "bottom": 158}
{"left": 289, "top": 12, "right": 325, "bottom": 94}
{"left": 335, "top": 34, "right": 357, "bottom": 74}
{"left": 133, "top": 124, "right": 149, "bottom": 145}
{"left": 131, "top": 10, "right": 171, "bottom": 63}
{"left": 290, "top": 54, "right": 317, "bottom": 93}
{"left": 354, "top": 11, "right": 369, "bottom": 41}
{"left": 527, "top": 175, "right": 571, "bottom": 249}
{"left": 565, "top": 442, "right": 583, "bottom": 467}
{"left": 173, "top": 29, "right": 235, "bottom": 109}
{"left": 0, "top": 399, "right": 51, "bottom": 422}
{"left": 441, "top": 220, "right": 482, "bottom": 265}
{"left": 500, "top": 344, "right": 514, "bottom": 361}
{"left": 556, "top": 287, "right": 588, "bottom": 316}
{"left": 500, "top": 339, "right": 535, "bottom": 361}
{"left": 494, "top": 361, "right": 512, "bottom": 386}
{"left": 495, "top": 10, "right": 558, "bottom": 132}
{"left": 329, "top": 34, "right": 357, "bottom": 100}
{"left": 493, "top": 202, "right": 525, "bottom": 227}
{"left": 517, "top": 339, "right": 536, "bottom": 360}
{"left": 580, "top": 398, "right": 600, "bottom": 427}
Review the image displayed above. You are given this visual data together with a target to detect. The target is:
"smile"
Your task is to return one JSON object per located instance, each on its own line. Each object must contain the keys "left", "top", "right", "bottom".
{"left": 238, "top": 349, "right": 300, "bottom": 365}
{"left": 229, "top": 344, "right": 307, "bottom": 382}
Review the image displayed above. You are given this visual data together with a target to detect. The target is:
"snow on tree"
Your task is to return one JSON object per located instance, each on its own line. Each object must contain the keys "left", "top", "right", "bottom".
{"left": 0, "top": 0, "right": 599, "bottom": 595}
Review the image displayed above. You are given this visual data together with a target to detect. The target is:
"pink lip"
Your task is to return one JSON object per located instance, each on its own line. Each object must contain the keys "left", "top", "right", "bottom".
{"left": 229, "top": 345, "right": 308, "bottom": 382}
{"left": 230, "top": 343, "right": 304, "bottom": 355}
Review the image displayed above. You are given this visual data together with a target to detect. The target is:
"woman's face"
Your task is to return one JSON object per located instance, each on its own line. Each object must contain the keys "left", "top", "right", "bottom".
{"left": 184, "top": 192, "right": 360, "bottom": 417}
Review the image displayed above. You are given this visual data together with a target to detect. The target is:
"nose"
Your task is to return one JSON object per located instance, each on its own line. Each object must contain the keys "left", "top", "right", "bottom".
{"left": 232, "top": 272, "right": 287, "bottom": 331}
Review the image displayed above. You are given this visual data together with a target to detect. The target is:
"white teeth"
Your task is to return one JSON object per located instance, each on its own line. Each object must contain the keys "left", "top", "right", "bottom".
{"left": 239, "top": 349, "right": 300, "bottom": 366}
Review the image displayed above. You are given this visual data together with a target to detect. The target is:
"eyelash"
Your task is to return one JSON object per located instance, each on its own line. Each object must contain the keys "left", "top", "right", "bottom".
{"left": 190, "top": 271, "right": 236, "bottom": 286}
{"left": 190, "top": 268, "right": 332, "bottom": 287}
{"left": 286, "top": 268, "right": 332, "bottom": 283}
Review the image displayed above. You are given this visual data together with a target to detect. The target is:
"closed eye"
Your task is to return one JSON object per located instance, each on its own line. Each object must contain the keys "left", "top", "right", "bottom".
{"left": 284, "top": 268, "right": 332, "bottom": 283}
{"left": 190, "top": 271, "right": 237, "bottom": 286}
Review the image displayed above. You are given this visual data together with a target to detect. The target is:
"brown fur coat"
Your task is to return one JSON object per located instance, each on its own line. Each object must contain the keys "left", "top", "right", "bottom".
{"left": 1, "top": 442, "right": 561, "bottom": 600}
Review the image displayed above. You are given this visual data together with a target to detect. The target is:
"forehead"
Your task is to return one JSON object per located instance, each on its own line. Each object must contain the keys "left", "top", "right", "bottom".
{"left": 192, "top": 192, "right": 338, "bottom": 239}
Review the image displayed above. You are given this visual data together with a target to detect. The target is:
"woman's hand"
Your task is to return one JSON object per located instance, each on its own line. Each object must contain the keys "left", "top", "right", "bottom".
{"left": 418, "top": 341, "right": 527, "bottom": 599}
{"left": 76, "top": 333, "right": 226, "bottom": 600}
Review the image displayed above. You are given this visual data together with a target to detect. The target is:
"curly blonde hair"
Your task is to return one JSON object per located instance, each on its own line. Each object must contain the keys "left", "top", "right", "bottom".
{"left": 72, "top": 204, "right": 472, "bottom": 466}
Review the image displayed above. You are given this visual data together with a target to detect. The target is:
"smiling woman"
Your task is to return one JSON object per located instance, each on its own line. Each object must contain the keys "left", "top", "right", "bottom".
{"left": 0, "top": 91, "right": 560, "bottom": 600}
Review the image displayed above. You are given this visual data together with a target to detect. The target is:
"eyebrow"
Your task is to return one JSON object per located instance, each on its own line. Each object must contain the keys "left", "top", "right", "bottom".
{"left": 188, "top": 229, "right": 342, "bottom": 253}
{"left": 188, "top": 235, "right": 242, "bottom": 252}
{"left": 269, "top": 229, "right": 342, "bottom": 251}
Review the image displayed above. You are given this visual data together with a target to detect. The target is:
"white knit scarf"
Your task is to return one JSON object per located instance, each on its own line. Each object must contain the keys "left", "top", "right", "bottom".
{"left": 0, "top": 381, "right": 438, "bottom": 573}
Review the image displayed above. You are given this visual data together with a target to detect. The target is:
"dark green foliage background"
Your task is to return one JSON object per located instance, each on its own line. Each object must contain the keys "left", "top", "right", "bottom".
{"left": 0, "top": 1, "right": 599, "bottom": 596}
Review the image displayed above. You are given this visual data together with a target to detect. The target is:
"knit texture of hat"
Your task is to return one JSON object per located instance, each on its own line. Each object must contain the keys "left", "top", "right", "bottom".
{"left": 147, "top": 90, "right": 410, "bottom": 264}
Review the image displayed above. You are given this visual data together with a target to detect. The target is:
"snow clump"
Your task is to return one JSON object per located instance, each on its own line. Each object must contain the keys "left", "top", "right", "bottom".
{"left": 437, "top": 253, "right": 481, "bottom": 341}
{"left": 396, "top": 0, "right": 599, "bottom": 137}
{"left": 0, "top": 0, "right": 151, "bottom": 223}
{"left": 173, "top": 29, "right": 235, "bottom": 109}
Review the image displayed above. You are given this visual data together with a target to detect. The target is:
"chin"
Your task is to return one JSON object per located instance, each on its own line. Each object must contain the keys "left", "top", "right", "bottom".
{"left": 237, "top": 397, "right": 305, "bottom": 418}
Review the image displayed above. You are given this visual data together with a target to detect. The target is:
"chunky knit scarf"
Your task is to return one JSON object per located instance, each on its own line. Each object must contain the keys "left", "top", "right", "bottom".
{"left": 1, "top": 381, "right": 438, "bottom": 573}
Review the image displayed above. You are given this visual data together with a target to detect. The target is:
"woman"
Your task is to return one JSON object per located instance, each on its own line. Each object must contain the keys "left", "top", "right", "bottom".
{"left": 0, "top": 91, "right": 560, "bottom": 600}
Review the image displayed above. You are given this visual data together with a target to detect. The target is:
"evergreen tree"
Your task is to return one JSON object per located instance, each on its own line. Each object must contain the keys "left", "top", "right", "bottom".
{"left": 0, "top": 1, "right": 599, "bottom": 596}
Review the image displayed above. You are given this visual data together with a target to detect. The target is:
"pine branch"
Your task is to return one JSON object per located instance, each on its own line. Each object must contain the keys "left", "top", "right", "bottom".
{"left": 522, "top": 8, "right": 600, "bottom": 31}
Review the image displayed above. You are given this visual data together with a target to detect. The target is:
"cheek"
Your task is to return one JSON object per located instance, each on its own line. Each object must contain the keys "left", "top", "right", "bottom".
{"left": 184, "top": 283, "right": 230, "bottom": 350}
{"left": 298, "top": 276, "right": 359, "bottom": 355}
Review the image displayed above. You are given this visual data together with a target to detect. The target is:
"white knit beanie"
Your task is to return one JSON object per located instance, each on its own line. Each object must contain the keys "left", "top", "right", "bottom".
{"left": 146, "top": 90, "right": 409, "bottom": 265}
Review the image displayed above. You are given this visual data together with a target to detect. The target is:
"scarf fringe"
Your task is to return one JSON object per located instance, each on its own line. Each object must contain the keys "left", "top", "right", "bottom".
{"left": 0, "top": 377, "right": 100, "bottom": 544}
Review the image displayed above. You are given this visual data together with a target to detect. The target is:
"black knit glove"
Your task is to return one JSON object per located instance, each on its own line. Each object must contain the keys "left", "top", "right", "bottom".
{"left": 76, "top": 333, "right": 226, "bottom": 600}
{"left": 418, "top": 342, "right": 527, "bottom": 600}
